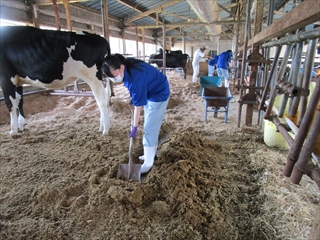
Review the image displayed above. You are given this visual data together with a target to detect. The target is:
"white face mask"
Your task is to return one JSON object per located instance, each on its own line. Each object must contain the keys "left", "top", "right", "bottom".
{"left": 109, "top": 74, "right": 123, "bottom": 83}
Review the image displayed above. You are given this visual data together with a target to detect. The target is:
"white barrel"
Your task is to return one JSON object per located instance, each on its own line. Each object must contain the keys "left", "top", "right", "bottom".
{"left": 263, "top": 119, "right": 290, "bottom": 149}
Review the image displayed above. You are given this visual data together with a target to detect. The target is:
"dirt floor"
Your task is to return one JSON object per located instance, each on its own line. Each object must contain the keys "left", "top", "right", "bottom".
{"left": 0, "top": 71, "right": 319, "bottom": 240}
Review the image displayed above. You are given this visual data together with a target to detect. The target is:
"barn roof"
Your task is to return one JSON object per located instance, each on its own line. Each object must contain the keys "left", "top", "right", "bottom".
{"left": 20, "top": 0, "right": 298, "bottom": 42}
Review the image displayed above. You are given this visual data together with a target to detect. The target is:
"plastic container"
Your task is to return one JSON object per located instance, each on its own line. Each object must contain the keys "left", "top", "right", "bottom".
{"left": 263, "top": 119, "right": 290, "bottom": 149}
{"left": 263, "top": 82, "right": 317, "bottom": 151}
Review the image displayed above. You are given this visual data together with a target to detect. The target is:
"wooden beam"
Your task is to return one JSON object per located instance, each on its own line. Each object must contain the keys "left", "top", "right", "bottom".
{"left": 161, "top": 10, "right": 189, "bottom": 21}
{"left": 116, "top": 0, "right": 164, "bottom": 26}
{"left": 125, "top": 20, "right": 245, "bottom": 29}
{"left": 161, "top": 33, "right": 233, "bottom": 38}
{"left": 29, "top": 0, "right": 91, "bottom": 5}
{"left": 218, "top": 3, "right": 235, "bottom": 18}
{"left": 124, "top": 0, "right": 182, "bottom": 25}
{"left": 246, "top": 0, "right": 320, "bottom": 47}
{"left": 116, "top": 0, "right": 142, "bottom": 12}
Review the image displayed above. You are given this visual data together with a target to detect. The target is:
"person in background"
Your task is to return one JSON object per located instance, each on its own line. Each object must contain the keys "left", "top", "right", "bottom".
{"left": 102, "top": 54, "right": 170, "bottom": 174}
{"left": 216, "top": 50, "right": 233, "bottom": 87}
{"left": 192, "top": 46, "right": 210, "bottom": 83}
{"left": 208, "top": 54, "right": 219, "bottom": 76}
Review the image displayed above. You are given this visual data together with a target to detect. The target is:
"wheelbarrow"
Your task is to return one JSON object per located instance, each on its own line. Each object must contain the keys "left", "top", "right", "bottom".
{"left": 202, "top": 86, "right": 233, "bottom": 123}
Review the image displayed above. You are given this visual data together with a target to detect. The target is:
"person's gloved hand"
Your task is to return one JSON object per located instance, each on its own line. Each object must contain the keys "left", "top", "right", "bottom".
{"left": 129, "top": 126, "right": 138, "bottom": 138}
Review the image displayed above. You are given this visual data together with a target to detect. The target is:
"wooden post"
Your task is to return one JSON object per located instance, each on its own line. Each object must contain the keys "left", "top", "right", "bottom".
{"left": 162, "top": 26, "right": 166, "bottom": 76}
{"left": 31, "top": 4, "right": 39, "bottom": 28}
{"left": 101, "top": 0, "right": 110, "bottom": 42}
{"left": 62, "top": 0, "right": 79, "bottom": 93}
{"left": 122, "top": 28, "right": 126, "bottom": 55}
{"left": 62, "top": 0, "right": 72, "bottom": 31}
{"left": 141, "top": 27, "right": 145, "bottom": 61}
{"left": 52, "top": 0, "right": 61, "bottom": 30}
{"left": 135, "top": 27, "right": 139, "bottom": 58}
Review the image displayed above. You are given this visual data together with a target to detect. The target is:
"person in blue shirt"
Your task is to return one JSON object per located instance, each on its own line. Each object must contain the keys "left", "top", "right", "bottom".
{"left": 102, "top": 54, "right": 170, "bottom": 174}
{"left": 208, "top": 55, "right": 219, "bottom": 76}
{"left": 216, "top": 50, "right": 232, "bottom": 87}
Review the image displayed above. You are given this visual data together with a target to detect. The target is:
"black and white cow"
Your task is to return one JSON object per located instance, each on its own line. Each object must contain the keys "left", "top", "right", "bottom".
{"left": 0, "top": 26, "right": 111, "bottom": 135}
{"left": 167, "top": 50, "right": 183, "bottom": 55}
{"left": 149, "top": 53, "right": 189, "bottom": 79}
{"left": 159, "top": 48, "right": 183, "bottom": 55}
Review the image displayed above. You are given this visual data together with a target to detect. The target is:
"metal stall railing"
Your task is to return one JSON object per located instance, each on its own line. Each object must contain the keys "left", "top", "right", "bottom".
{"left": 259, "top": 27, "right": 320, "bottom": 188}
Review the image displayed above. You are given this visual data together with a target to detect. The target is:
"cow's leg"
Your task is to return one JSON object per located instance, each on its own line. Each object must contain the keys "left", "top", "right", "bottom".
{"left": 183, "top": 66, "right": 187, "bottom": 79}
{"left": 9, "top": 95, "right": 19, "bottom": 134}
{"left": 16, "top": 86, "right": 26, "bottom": 131}
{"left": 0, "top": 78, "right": 19, "bottom": 134}
{"left": 86, "top": 79, "right": 111, "bottom": 135}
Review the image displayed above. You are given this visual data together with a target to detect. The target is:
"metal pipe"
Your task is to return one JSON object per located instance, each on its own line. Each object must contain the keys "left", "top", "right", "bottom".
{"left": 298, "top": 38, "right": 318, "bottom": 126}
{"left": 263, "top": 43, "right": 293, "bottom": 119}
{"left": 291, "top": 107, "right": 320, "bottom": 186}
{"left": 237, "top": 0, "right": 252, "bottom": 128}
{"left": 277, "top": 39, "right": 303, "bottom": 118}
{"left": 267, "top": 0, "right": 275, "bottom": 26}
{"left": 290, "top": 40, "right": 303, "bottom": 86}
{"left": 277, "top": 79, "right": 309, "bottom": 96}
{"left": 261, "top": 27, "right": 320, "bottom": 47}
{"left": 260, "top": 0, "right": 274, "bottom": 101}
{"left": 289, "top": 42, "right": 305, "bottom": 119}
{"left": 259, "top": 45, "right": 281, "bottom": 111}
{"left": 264, "top": 84, "right": 278, "bottom": 119}
{"left": 277, "top": 40, "right": 300, "bottom": 118}
{"left": 283, "top": 78, "right": 320, "bottom": 177}
{"left": 276, "top": 44, "right": 294, "bottom": 87}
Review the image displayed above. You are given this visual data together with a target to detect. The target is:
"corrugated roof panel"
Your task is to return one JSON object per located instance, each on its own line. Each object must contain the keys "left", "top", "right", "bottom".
{"left": 74, "top": 0, "right": 297, "bottom": 41}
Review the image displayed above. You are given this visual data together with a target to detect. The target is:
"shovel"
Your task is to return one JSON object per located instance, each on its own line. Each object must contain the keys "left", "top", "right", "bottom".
{"left": 117, "top": 104, "right": 142, "bottom": 181}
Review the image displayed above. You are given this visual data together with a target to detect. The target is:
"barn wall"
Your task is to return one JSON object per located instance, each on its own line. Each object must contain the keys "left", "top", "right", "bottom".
{"left": 0, "top": 1, "right": 157, "bottom": 45}
{"left": 173, "top": 39, "right": 233, "bottom": 58}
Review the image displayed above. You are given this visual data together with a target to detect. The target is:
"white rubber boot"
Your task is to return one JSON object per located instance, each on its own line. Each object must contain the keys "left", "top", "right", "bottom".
{"left": 139, "top": 144, "right": 157, "bottom": 161}
{"left": 141, "top": 146, "right": 157, "bottom": 174}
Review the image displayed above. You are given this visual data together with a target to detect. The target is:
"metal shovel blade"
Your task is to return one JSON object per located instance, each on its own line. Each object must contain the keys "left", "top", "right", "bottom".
{"left": 117, "top": 137, "right": 142, "bottom": 181}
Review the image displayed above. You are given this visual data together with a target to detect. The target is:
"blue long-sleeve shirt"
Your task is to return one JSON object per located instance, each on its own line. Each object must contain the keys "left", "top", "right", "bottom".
{"left": 208, "top": 55, "right": 219, "bottom": 66}
{"left": 123, "top": 62, "right": 170, "bottom": 106}
{"left": 217, "top": 51, "right": 232, "bottom": 70}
